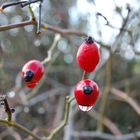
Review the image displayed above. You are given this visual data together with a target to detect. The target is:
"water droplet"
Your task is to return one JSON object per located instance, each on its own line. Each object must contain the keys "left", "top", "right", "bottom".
{"left": 78, "top": 105, "right": 93, "bottom": 112}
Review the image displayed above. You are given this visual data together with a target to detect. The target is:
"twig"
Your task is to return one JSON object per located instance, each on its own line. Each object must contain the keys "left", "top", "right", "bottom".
{"left": 72, "top": 131, "right": 140, "bottom": 140}
{"left": 97, "top": 50, "right": 112, "bottom": 131}
{"left": 28, "top": 5, "right": 36, "bottom": 21}
{"left": 0, "top": 95, "right": 14, "bottom": 123}
{"left": 27, "top": 52, "right": 60, "bottom": 100}
{"left": 0, "top": 119, "right": 41, "bottom": 140}
{"left": 27, "top": 34, "right": 61, "bottom": 100}
{"left": 0, "top": 20, "right": 87, "bottom": 37}
{"left": 42, "top": 34, "right": 61, "bottom": 64}
{"left": 88, "top": 111, "right": 122, "bottom": 136}
{"left": 111, "top": 88, "right": 140, "bottom": 116}
{"left": 81, "top": 71, "right": 87, "bottom": 80}
{"left": 47, "top": 96, "right": 75, "bottom": 140}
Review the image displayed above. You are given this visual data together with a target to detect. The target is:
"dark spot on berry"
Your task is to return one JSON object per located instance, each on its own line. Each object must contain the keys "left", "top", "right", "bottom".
{"left": 24, "top": 70, "right": 34, "bottom": 82}
{"left": 83, "top": 85, "right": 93, "bottom": 95}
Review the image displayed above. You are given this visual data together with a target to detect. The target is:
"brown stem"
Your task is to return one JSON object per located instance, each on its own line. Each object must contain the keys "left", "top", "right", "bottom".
{"left": 0, "top": 95, "right": 14, "bottom": 123}
{"left": 81, "top": 71, "right": 87, "bottom": 80}
{"left": 0, "top": 120, "right": 41, "bottom": 140}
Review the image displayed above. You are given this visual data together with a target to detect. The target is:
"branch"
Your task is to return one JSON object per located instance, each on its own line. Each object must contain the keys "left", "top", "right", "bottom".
{"left": 88, "top": 111, "right": 122, "bottom": 136}
{"left": 27, "top": 34, "right": 61, "bottom": 100}
{"left": 0, "top": 20, "right": 87, "bottom": 37}
{"left": 111, "top": 88, "right": 140, "bottom": 116}
{"left": 72, "top": 131, "right": 140, "bottom": 140}
{"left": 97, "top": 50, "right": 112, "bottom": 131}
{"left": 47, "top": 96, "right": 75, "bottom": 140}
{"left": 42, "top": 34, "right": 61, "bottom": 64}
{"left": 0, "top": 119, "right": 41, "bottom": 140}
{"left": 0, "top": 95, "right": 15, "bottom": 122}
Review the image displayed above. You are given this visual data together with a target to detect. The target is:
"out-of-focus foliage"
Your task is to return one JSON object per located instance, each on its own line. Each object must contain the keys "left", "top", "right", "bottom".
{"left": 0, "top": 0, "right": 140, "bottom": 140}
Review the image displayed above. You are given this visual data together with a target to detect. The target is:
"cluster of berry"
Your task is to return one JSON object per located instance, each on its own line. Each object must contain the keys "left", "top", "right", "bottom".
{"left": 74, "top": 36, "right": 100, "bottom": 111}
{"left": 21, "top": 36, "right": 100, "bottom": 112}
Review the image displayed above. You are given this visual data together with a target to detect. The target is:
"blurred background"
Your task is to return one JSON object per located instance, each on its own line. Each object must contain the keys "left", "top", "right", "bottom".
{"left": 0, "top": 0, "right": 140, "bottom": 140}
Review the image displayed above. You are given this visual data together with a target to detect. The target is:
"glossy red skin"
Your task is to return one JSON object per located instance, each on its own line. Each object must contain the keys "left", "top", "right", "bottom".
{"left": 22, "top": 60, "right": 44, "bottom": 88}
{"left": 74, "top": 79, "right": 99, "bottom": 106}
{"left": 76, "top": 41, "right": 100, "bottom": 72}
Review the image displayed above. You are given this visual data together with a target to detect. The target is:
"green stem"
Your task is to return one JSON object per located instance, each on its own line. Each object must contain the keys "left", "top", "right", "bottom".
{"left": 28, "top": 5, "right": 36, "bottom": 21}
{"left": 0, "top": 119, "right": 41, "bottom": 140}
{"left": 47, "top": 96, "right": 75, "bottom": 140}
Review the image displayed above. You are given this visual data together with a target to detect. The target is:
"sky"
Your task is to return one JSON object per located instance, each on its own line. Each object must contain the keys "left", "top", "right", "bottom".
{"left": 69, "top": 0, "right": 139, "bottom": 60}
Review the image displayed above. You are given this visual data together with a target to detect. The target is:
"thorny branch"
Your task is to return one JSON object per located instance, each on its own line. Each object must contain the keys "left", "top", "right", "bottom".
{"left": 0, "top": 95, "right": 42, "bottom": 140}
{"left": 0, "top": 95, "right": 15, "bottom": 122}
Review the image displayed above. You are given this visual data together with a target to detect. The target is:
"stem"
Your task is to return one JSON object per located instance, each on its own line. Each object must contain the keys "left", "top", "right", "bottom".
{"left": 0, "top": 119, "right": 41, "bottom": 140}
{"left": 97, "top": 51, "right": 112, "bottom": 131}
{"left": 0, "top": 96, "right": 14, "bottom": 123}
{"left": 28, "top": 5, "right": 36, "bottom": 21}
{"left": 81, "top": 71, "right": 87, "bottom": 80}
{"left": 0, "top": 20, "right": 87, "bottom": 37}
{"left": 47, "top": 96, "right": 75, "bottom": 140}
{"left": 42, "top": 34, "right": 61, "bottom": 64}
{"left": 0, "top": 1, "right": 27, "bottom": 10}
{"left": 27, "top": 52, "right": 60, "bottom": 100}
{"left": 37, "top": 1, "right": 42, "bottom": 34}
{"left": 21, "top": 0, "right": 40, "bottom": 7}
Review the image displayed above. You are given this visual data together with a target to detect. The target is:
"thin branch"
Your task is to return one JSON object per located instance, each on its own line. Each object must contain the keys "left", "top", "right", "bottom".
{"left": 0, "top": 95, "right": 14, "bottom": 122}
{"left": 97, "top": 50, "right": 112, "bottom": 131}
{"left": 27, "top": 34, "right": 61, "bottom": 100}
{"left": 111, "top": 88, "right": 140, "bottom": 116}
{"left": 27, "top": 52, "right": 60, "bottom": 100}
{"left": 47, "top": 96, "right": 75, "bottom": 140}
{"left": 42, "top": 34, "right": 61, "bottom": 64}
{"left": 28, "top": 5, "right": 36, "bottom": 21}
{"left": 0, "top": 20, "right": 87, "bottom": 37}
{"left": 0, "top": 119, "right": 41, "bottom": 140}
{"left": 81, "top": 71, "right": 87, "bottom": 80}
{"left": 0, "top": 1, "right": 27, "bottom": 11}
{"left": 88, "top": 111, "right": 122, "bottom": 136}
{"left": 72, "top": 131, "right": 140, "bottom": 140}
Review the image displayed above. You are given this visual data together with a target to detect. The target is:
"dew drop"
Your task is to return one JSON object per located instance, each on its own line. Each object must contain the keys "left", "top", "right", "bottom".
{"left": 78, "top": 105, "right": 93, "bottom": 112}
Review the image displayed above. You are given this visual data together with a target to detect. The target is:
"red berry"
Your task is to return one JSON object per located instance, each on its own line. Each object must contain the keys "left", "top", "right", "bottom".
{"left": 74, "top": 79, "right": 99, "bottom": 111}
{"left": 76, "top": 36, "right": 100, "bottom": 72}
{"left": 22, "top": 60, "right": 44, "bottom": 88}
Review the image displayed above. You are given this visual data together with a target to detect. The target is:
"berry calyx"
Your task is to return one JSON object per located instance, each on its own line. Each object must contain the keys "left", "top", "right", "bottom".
{"left": 76, "top": 36, "right": 100, "bottom": 72}
{"left": 22, "top": 60, "right": 44, "bottom": 88}
{"left": 74, "top": 79, "right": 99, "bottom": 111}
{"left": 85, "top": 36, "right": 94, "bottom": 44}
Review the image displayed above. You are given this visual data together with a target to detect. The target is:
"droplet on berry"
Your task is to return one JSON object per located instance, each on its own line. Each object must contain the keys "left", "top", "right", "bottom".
{"left": 74, "top": 79, "right": 99, "bottom": 112}
{"left": 78, "top": 105, "right": 93, "bottom": 112}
